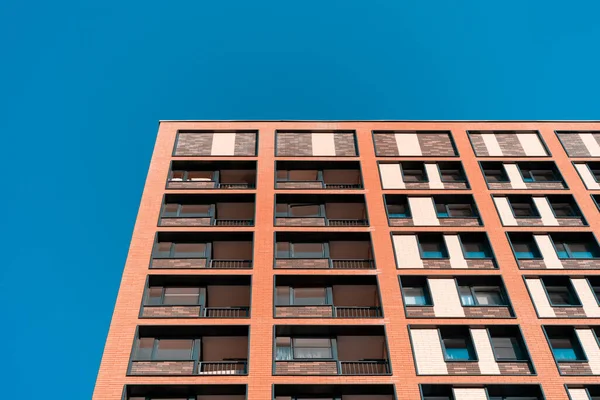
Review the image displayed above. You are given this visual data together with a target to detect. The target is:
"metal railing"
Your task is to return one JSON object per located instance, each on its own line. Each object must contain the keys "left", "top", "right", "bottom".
{"left": 204, "top": 307, "right": 250, "bottom": 318}
{"left": 209, "top": 259, "right": 252, "bottom": 269}
{"left": 339, "top": 360, "right": 390, "bottom": 375}
{"left": 324, "top": 183, "right": 363, "bottom": 189}
{"left": 214, "top": 219, "right": 254, "bottom": 226}
{"left": 331, "top": 259, "right": 374, "bottom": 269}
{"left": 217, "top": 182, "right": 255, "bottom": 189}
{"left": 196, "top": 361, "right": 247, "bottom": 375}
{"left": 327, "top": 219, "right": 368, "bottom": 226}
{"left": 334, "top": 306, "right": 382, "bottom": 318}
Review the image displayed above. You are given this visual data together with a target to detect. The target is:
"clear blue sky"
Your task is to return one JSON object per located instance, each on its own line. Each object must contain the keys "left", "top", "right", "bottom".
{"left": 0, "top": 0, "right": 599, "bottom": 398}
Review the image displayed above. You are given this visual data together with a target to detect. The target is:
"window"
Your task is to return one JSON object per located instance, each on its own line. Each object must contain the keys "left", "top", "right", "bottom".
{"left": 388, "top": 203, "right": 410, "bottom": 218}
{"left": 511, "top": 236, "right": 541, "bottom": 259}
{"left": 486, "top": 169, "right": 508, "bottom": 182}
{"left": 403, "top": 286, "right": 431, "bottom": 306}
{"left": 490, "top": 336, "right": 525, "bottom": 361}
{"left": 134, "top": 338, "right": 194, "bottom": 361}
{"left": 439, "top": 168, "right": 465, "bottom": 182}
{"left": 459, "top": 286, "right": 505, "bottom": 306}
{"left": 162, "top": 204, "right": 212, "bottom": 217}
{"left": 419, "top": 236, "right": 448, "bottom": 258}
{"left": 589, "top": 277, "right": 600, "bottom": 303}
{"left": 520, "top": 168, "right": 557, "bottom": 182}
{"left": 541, "top": 278, "right": 580, "bottom": 306}
{"left": 487, "top": 386, "right": 541, "bottom": 400}
{"left": 440, "top": 329, "right": 476, "bottom": 361}
{"left": 591, "top": 165, "right": 600, "bottom": 181}
{"left": 551, "top": 202, "right": 576, "bottom": 217}
{"left": 553, "top": 237, "right": 600, "bottom": 259}
{"left": 276, "top": 242, "right": 326, "bottom": 258}
{"left": 461, "top": 237, "right": 492, "bottom": 258}
{"left": 278, "top": 170, "right": 320, "bottom": 181}
{"left": 170, "top": 170, "right": 213, "bottom": 182}
{"left": 275, "top": 337, "right": 334, "bottom": 360}
{"left": 146, "top": 287, "right": 201, "bottom": 305}
{"left": 510, "top": 202, "right": 537, "bottom": 217}
{"left": 154, "top": 242, "right": 207, "bottom": 258}
{"left": 276, "top": 204, "right": 322, "bottom": 217}
{"left": 547, "top": 328, "right": 586, "bottom": 361}
{"left": 276, "top": 286, "right": 329, "bottom": 305}
{"left": 435, "top": 203, "right": 473, "bottom": 218}
{"left": 403, "top": 169, "right": 426, "bottom": 182}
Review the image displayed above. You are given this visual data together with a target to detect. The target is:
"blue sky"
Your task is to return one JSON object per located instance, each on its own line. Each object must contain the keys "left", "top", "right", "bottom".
{"left": 1, "top": 0, "right": 599, "bottom": 398}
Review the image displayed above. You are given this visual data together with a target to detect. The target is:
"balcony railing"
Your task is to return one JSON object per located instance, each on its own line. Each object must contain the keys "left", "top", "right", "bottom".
{"left": 334, "top": 306, "right": 382, "bottom": 318}
{"left": 209, "top": 259, "right": 253, "bottom": 268}
{"left": 204, "top": 307, "right": 250, "bottom": 318}
{"left": 331, "top": 259, "right": 374, "bottom": 269}
{"left": 196, "top": 361, "right": 247, "bottom": 375}
{"left": 327, "top": 219, "right": 368, "bottom": 227}
{"left": 214, "top": 219, "right": 254, "bottom": 226}
{"left": 324, "top": 183, "right": 363, "bottom": 189}
{"left": 339, "top": 360, "right": 390, "bottom": 375}
{"left": 276, "top": 180, "right": 363, "bottom": 189}
{"left": 142, "top": 305, "right": 249, "bottom": 318}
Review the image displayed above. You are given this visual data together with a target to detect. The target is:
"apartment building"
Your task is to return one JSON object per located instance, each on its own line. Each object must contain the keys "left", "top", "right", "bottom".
{"left": 93, "top": 122, "right": 600, "bottom": 400}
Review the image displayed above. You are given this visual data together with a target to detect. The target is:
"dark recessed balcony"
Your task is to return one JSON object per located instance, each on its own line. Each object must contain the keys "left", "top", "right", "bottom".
{"left": 274, "top": 325, "right": 391, "bottom": 376}
{"left": 151, "top": 232, "right": 253, "bottom": 269}
{"left": 275, "top": 275, "right": 382, "bottom": 318}
{"left": 159, "top": 194, "right": 255, "bottom": 227}
{"left": 128, "top": 325, "right": 249, "bottom": 376}
{"left": 141, "top": 275, "right": 251, "bottom": 318}
{"left": 167, "top": 161, "right": 256, "bottom": 190}
{"left": 275, "top": 194, "right": 368, "bottom": 227}
{"left": 275, "top": 232, "right": 374, "bottom": 269}
{"left": 275, "top": 161, "right": 363, "bottom": 190}
{"left": 274, "top": 384, "right": 396, "bottom": 400}
{"left": 124, "top": 384, "right": 246, "bottom": 400}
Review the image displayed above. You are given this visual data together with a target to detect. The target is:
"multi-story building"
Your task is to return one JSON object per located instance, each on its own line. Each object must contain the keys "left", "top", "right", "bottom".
{"left": 93, "top": 121, "right": 600, "bottom": 400}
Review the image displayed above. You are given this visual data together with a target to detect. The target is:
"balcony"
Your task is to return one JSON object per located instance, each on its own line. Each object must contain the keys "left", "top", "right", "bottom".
{"left": 275, "top": 130, "right": 357, "bottom": 157}
{"left": 494, "top": 194, "right": 586, "bottom": 227}
{"left": 275, "top": 275, "right": 382, "bottom": 318}
{"left": 273, "top": 325, "right": 391, "bottom": 375}
{"left": 151, "top": 232, "right": 253, "bottom": 269}
{"left": 275, "top": 194, "right": 368, "bottom": 227}
{"left": 393, "top": 232, "right": 496, "bottom": 269}
{"left": 275, "top": 161, "right": 363, "bottom": 189}
{"left": 385, "top": 194, "right": 481, "bottom": 227}
{"left": 274, "top": 384, "right": 396, "bottom": 400}
{"left": 421, "top": 384, "right": 545, "bottom": 400}
{"left": 141, "top": 275, "right": 251, "bottom": 318}
{"left": 524, "top": 276, "right": 600, "bottom": 318}
{"left": 275, "top": 232, "right": 374, "bottom": 269}
{"left": 373, "top": 130, "right": 457, "bottom": 157}
{"left": 574, "top": 161, "right": 600, "bottom": 189}
{"left": 128, "top": 325, "right": 248, "bottom": 376}
{"left": 167, "top": 161, "right": 256, "bottom": 190}
{"left": 481, "top": 161, "right": 566, "bottom": 190}
{"left": 544, "top": 326, "right": 600, "bottom": 376}
{"left": 379, "top": 161, "right": 469, "bottom": 190}
{"left": 124, "top": 385, "right": 246, "bottom": 400}
{"left": 159, "top": 194, "right": 255, "bottom": 227}
{"left": 410, "top": 325, "right": 534, "bottom": 375}
{"left": 401, "top": 275, "right": 514, "bottom": 318}
{"left": 509, "top": 232, "right": 600, "bottom": 270}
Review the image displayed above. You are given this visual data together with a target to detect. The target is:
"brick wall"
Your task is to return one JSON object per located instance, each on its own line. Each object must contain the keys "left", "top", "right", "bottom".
{"left": 463, "top": 306, "right": 512, "bottom": 318}
{"left": 497, "top": 361, "right": 534, "bottom": 375}
{"left": 159, "top": 217, "right": 212, "bottom": 226}
{"left": 422, "top": 259, "right": 453, "bottom": 269}
{"left": 151, "top": 258, "right": 208, "bottom": 268}
{"left": 276, "top": 133, "right": 313, "bottom": 156}
{"left": 275, "top": 217, "right": 326, "bottom": 226}
{"left": 373, "top": 133, "right": 399, "bottom": 156}
{"left": 557, "top": 133, "right": 600, "bottom": 157}
{"left": 466, "top": 259, "right": 496, "bottom": 269}
{"left": 496, "top": 134, "right": 526, "bottom": 156}
{"left": 438, "top": 218, "right": 481, "bottom": 227}
{"left": 129, "top": 361, "right": 195, "bottom": 375}
{"left": 141, "top": 306, "right": 202, "bottom": 318}
{"left": 418, "top": 133, "right": 456, "bottom": 156}
{"left": 276, "top": 181, "right": 324, "bottom": 189}
{"left": 389, "top": 218, "right": 415, "bottom": 226}
{"left": 405, "top": 307, "right": 435, "bottom": 318}
{"left": 167, "top": 181, "right": 217, "bottom": 189}
{"left": 552, "top": 307, "right": 586, "bottom": 318}
{"left": 274, "top": 258, "right": 330, "bottom": 269}
{"left": 558, "top": 362, "right": 593, "bottom": 375}
{"left": 446, "top": 362, "right": 481, "bottom": 375}
{"left": 442, "top": 182, "right": 470, "bottom": 189}
{"left": 175, "top": 133, "right": 214, "bottom": 156}
{"left": 557, "top": 218, "right": 586, "bottom": 227}
{"left": 234, "top": 133, "right": 257, "bottom": 156}
{"left": 334, "top": 133, "right": 358, "bottom": 156}
{"left": 275, "top": 306, "right": 333, "bottom": 318}
{"left": 274, "top": 361, "right": 338, "bottom": 375}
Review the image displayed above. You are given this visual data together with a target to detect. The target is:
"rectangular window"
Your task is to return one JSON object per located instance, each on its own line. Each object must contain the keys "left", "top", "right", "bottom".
{"left": 402, "top": 163, "right": 427, "bottom": 182}
{"left": 542, "top": 278, "right": 580, "bottom": 306}
{"left": 276, "top": 287, "right": 291, "bottom": 305}
{"left": 419, "top": 236, "right": 448, "bottom": 258}
{"left": 388, "top": 203, "right": 410, "bottom": 218}
{"left": 155, "top": 242, "right": 173, "bottom": 258}
{"left": 288, "top": 204, "right": 321, "bottom": 217}
{"left": 134, "top": 338, "right": 194, "bottom": 361}
{"left": 486, "top": 169, "right": 508, "bottom": 182}
{"left": 549, "top": 336, "right": 585, "bottom": 361}
{"left": 440, "top": 168, "right": 464, "bottom": 182}
{"left": 292, "top": 338, "right": 333, "bottom": 359}
{"left": 288, "top": 170, "right": 319, "bottom": 181}
{"left": 187, "top": 171, "right": 213, "bottom": 181}
{"left": 491, "top": 336, "right": 525, "bottom": 360}
{"left": 440, "top": 333, "right": 476, "bottom": 361}
{"left": 459, "top": 286, "right": 505, "bottom": 306}
{"left": 172, "top": 243, "right": 206, "bottom": 258}
{"left": 510, "top": 203, "right": 537, "bottom": 217}
{"left": 179, "top": 204, "right": 211, "bottom": 216}
{"left": 511, "top": 238, "right": 541, "bottom": 259}
{"left": 403, "top": 286, "right": 431, "bottom": 306}
{"left": 435, "top": 203, "right": 473, "bottom": 218}
{"left": 293, "top": 243, "right": 325, "bottom": 258}
{"left": 276, "top": 242, "right": 291, "bottom": 258}
{"left": 551, "top": 203, "right": 576, "bottom": 217}
{"left": 163, "top": 287, "right": 201, "bottom": 305}
{"left": 293, "top": 288, "right": 327, "bottom": 305}
{"left": 553, "top": 239, "right": 599, "bottom": 259}
{"left": 461, "top": 239, "right": 492, "bottom": 258}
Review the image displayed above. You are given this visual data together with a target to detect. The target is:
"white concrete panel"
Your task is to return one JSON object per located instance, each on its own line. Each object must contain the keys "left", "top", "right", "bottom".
{"left": 311, "top": 133, "right": 336, "bottom": 156}
{"left": 533, "top": 197, "right": 559, "bottom": 226}
{"left": 481, "top": 134, "right": 503, "bottom": 156}
{"left": 379, "top": 163, "right": 405, "bottom": 189}
{"left": 568, "top": 388, "right": 592, "bottom": 400}
{"left": 429, "top": 278, "right": 464, "bottom": 317}
{"left": 505, "top": 164, "right": 527, "bottom": 189}
{"left": 444, "top": 234, "right": 469, "bottom": 269}
{"left": 210, "top": 133, "right": 236, "bottom": 155}
{"left": 580, "top": 133, "right": 600, "bottom": 157}
{"left": 517, "top": 133, "right": 547, "bottom": 156}
{"left": 576, "top": 328, "right": 600, "bottom": 374}
{"left": 395, "top": 133, "right": 422, "bottom": 156}
{"left": 493, "top": 197, "right": 518, "bottom": 226}
{"left": 572, "top": 278, "right": 600, "bottom": 317}
{"left": 534, "top": 234, "right": 564, "bottom": 269}
{"left": 575, "top": 164, "right": 600, "bottom": 189}
{"left": 393, "top": 235, "right": 423, "bottom": 269}
{"left": 525, "top": 278, "right": 556, "bottom": 317}
{"left": 408, "top": 197, "right": 439, "bottom": 226}
{"left": 453, "top": 388, "right": 488, "bottom": 400}
{"left": 409, "top": 328, "right": 448, "bottom": 374}
{"left": 471, "top": 328, "right": 500, "bottom": 375}
{"left": 425, "top": 163, "right": 444, "bottom": 189}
